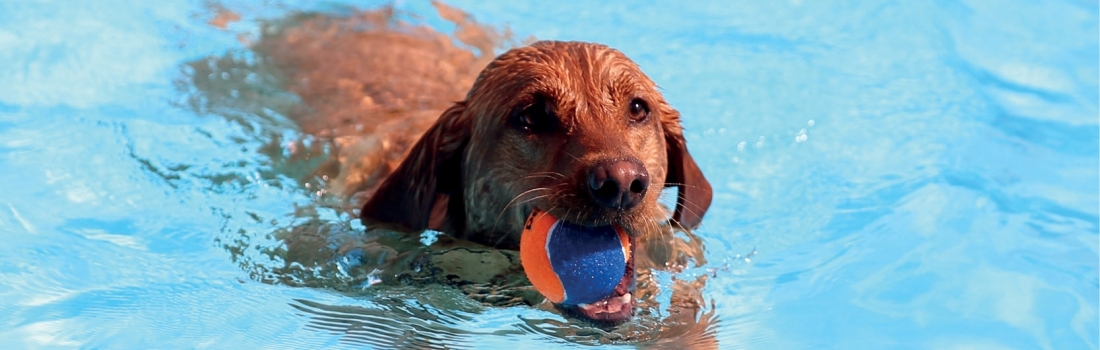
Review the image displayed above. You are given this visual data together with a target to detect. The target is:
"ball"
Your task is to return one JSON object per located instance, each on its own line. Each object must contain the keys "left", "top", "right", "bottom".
{"left": 520, "top": 208, "right": 631, "bottom": 305}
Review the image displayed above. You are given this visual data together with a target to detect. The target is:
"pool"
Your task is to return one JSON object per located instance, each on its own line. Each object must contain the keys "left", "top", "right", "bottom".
{"left": 0, "top": 0, "right": 1096, "bottom": 348}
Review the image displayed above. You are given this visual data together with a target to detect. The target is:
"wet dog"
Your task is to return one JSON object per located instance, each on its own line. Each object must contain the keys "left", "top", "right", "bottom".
{"left": 194, "top": 2, "right": 713, "bottom": 329}
{"left": 359, "top": 40, "right": 713, "bottom": 323}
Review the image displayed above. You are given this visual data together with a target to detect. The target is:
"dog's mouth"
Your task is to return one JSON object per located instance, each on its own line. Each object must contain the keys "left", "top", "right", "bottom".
{"left": 556, "top": 233, "right": 637, "bottom": 325}
{"left": 523, "top": 206, "right": 642, "bottom": 325}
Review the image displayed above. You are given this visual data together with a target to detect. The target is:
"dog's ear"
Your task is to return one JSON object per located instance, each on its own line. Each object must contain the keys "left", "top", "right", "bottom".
{"left": 360, "top": 102, "right": 469, "bottom": 233}
{"left": 660, "top": 104, "right": 713, "bottom": 229}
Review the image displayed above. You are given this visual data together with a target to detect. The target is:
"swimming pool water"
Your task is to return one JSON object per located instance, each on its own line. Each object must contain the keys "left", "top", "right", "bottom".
{"left": 0, "top": 0, "right": 1096, "bottom": 348}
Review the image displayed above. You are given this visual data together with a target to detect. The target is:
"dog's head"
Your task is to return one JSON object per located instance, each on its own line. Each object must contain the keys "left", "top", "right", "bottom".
{"left": 361, "top": 41, "right": 712, "bottom": 324}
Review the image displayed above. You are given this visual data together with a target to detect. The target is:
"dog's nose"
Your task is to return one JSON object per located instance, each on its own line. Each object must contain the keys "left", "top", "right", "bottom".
{"left": 587, "top": 158, "right": 650, "bottom": 210}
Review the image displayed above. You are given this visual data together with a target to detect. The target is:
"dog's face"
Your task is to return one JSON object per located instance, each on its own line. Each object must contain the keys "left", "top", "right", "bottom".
{"left": 461, "top": 42, "right": 678, "bottom": 247}
{"left": 361, "top": 41, "right": 712, "bottom": 324}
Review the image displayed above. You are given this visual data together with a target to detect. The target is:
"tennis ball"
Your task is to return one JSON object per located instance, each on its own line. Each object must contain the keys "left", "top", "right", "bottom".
{"left": 519, "top": 208, "right": 631, "bottom": 305}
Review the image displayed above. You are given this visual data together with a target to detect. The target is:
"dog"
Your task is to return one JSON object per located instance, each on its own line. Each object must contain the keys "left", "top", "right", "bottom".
{"left": 357, "top": 39, "right": 713, "bottom": 323}
{"left": 193, "top": 2, "right": 713, "bottom": 331}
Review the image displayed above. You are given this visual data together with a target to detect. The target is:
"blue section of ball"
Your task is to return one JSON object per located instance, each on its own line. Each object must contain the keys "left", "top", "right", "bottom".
{"left": 547, "top": 221, "right": 626, "bottom": 305}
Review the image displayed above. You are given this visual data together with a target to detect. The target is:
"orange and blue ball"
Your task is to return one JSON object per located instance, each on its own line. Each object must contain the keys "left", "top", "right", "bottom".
{"left": 520, "top": 208, "right": 631, "bottom": 306}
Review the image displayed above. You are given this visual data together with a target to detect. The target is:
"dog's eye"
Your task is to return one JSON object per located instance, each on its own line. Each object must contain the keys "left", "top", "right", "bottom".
{"left": 512, "top": 100, "right": 558, "bottom": 134}
{"left": 628, "top": 99, "right": 650, "bottom": 122}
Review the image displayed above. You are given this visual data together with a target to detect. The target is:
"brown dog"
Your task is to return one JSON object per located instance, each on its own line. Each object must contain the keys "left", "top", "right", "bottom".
{"left": 193, "top": 3, "right": 714, "bottom": 330}
{"left": 359, "top": 40, "right": 713, "bottom": 324}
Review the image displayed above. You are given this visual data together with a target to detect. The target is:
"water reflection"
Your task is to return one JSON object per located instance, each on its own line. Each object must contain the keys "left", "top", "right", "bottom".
{"left": 291, "top": 296, "right": 494, "bottom": 349}
{"left": 290, "top": 286, "right": 719, "bottom": 348}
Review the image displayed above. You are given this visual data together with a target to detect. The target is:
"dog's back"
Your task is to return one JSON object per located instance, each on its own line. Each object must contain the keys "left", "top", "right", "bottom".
{"left": 252, "top": 2, "right": 518, "bottom": 202}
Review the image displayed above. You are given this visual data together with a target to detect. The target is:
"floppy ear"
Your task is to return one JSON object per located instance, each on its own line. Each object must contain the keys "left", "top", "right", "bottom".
{"left": 660, "top": 104, "right": 713, "bottom": 229}
{"left": 360, "top": 102, "right": 469, "bottom": 233}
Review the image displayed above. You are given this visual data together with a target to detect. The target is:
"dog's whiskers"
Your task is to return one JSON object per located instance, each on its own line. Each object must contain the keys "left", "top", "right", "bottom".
{"left": 562, "top": 151, "right": 583, "bottom": 163}
{"left": 489, "top": 187, "right": 552, "bottom": 235}
{"left": 520, "top": 172, "right": 566, "bottom": 181}
{"left": 666, "top": 191, "right": 707, "bottom": 230}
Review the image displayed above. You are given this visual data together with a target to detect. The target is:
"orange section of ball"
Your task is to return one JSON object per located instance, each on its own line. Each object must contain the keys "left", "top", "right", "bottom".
{"left": 519, "top": 208, "right": 566, "bottom": 303}
{"left": 616, "top": 225, "right": 631, "bottom": 262}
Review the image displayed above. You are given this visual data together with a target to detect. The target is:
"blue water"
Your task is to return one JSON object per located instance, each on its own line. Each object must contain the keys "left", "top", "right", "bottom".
{"left": 1, "top": 0, "right": 1097, "bottom": 348}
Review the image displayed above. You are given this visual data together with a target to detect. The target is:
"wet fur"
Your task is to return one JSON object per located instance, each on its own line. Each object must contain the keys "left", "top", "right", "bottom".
{"left": 360, "top": 41, "right": 713, "bottom": 248}
{"left": 206, "top": 3, "right": 716, "bottom": 340}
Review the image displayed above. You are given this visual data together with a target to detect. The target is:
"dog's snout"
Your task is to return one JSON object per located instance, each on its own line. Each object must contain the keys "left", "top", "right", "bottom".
{"left": 587, "top": 159, "right": 650, "bottom": 210}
